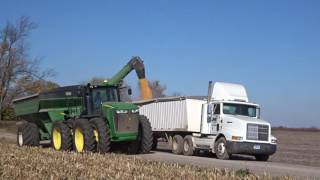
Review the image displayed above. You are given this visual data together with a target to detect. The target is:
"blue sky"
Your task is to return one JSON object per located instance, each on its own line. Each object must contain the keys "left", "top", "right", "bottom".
{"left": 1, "top": 0, "right": 320, "bottom": 127}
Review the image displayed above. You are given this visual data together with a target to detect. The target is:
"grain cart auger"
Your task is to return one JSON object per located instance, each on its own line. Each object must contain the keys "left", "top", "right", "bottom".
{"left": 13, "top": 56, "right": 154, "bottom": 154}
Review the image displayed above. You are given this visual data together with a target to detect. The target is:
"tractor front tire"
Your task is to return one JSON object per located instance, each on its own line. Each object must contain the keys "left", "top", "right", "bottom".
{"left": 138, "top": 115, "right": 153, "bottom": 154}
{"left": 17, "top": 122, "right": 40, "bottom": 147}
{"left": 73, "top": 119, "right": 95, "bottom": 153}
{"left": 52, "top": 121, "right": 72, "bottom": 151}
{"left": 90, "top": 118, "right": 111, "bottom": 153}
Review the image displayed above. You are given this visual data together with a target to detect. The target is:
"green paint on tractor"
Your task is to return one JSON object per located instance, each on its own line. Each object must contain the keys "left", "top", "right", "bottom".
{"left": 13, "top": 57, "right": 154, "bottom": 154}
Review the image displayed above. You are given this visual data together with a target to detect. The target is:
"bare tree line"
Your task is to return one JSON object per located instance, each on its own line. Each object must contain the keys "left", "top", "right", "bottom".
{"left": 0, "top": 17, "right": 55, "bottom": 120}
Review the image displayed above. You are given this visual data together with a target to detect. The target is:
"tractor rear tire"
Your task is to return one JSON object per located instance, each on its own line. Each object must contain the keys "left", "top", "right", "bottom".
{"left": 172, "top": 135, "right": 183, "bottom": 155}
{"left": 90, "top": 118, "right": 111, "bottom": 153}
{"left": 138, "top": 115, "right": 153, "bottom": 154}
{"left": 73, "top": 119, "right": 95, "bottom": 153}
{"left": 17, "top": 122, "right": 40, "bottom": 147}
{"left": 52, "top": 121, "right": 72, "bottom": 151}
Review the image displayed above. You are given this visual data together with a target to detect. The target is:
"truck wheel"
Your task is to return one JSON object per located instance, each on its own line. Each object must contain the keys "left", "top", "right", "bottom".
{"left": 17, "top": 122, "right": 40, "bottom": 147}
{"left": 51, "top": 121, "right": 72, "bottom": 151}
{"left": 73, "top": 119, "right": 95, "bottom": 153}
{"left": 90, "top": 118, "right": 111, "bottom": 153}
{"left": 138, "top": 115, "right": 153, "bottom": 154}
{"left": 172, "top": 135, "right": 183, "bottom": 154}
{"left": 215, "top": 137, "right": 230, "bottom": 160}
{"left": 183, "top": 135, "right": 194, "bottom": 156}
{"left": 255, "top": 155, "right": 269, "bottom": 161}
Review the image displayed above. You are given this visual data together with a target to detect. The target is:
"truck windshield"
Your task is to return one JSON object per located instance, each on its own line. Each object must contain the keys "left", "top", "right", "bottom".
{"left": 223, "top": 103, "right": 257, "bottom": 117}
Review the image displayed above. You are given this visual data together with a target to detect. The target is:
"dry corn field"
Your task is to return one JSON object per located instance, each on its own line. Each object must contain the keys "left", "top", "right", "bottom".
{"left": 0, "top": 140, "right": 294, "bottom": 180}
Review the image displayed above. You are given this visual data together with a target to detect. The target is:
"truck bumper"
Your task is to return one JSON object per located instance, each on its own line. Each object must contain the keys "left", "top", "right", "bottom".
{"left": 226, "top": 141, "right": 277, "bottom": 155}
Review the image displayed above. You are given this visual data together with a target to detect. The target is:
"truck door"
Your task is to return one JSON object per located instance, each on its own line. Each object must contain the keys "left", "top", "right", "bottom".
{"left": 201, "top": 103, "right": 220, "bottom": 135}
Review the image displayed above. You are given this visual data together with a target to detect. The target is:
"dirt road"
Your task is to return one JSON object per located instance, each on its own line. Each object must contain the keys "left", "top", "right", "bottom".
{"left": 139, "top": 147, "right": 320, "bottom": 179}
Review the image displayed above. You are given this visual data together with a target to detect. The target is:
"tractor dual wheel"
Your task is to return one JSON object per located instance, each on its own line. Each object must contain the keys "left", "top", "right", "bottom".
{"left": 51, "top": 121, "right": 72, "bottom": 151}
{"left": 137, "top": 115, "right": 153, "bottom": 154}
{"left": 73, "top": 119, "right": 95, "bottom": 153}
{"left": 17, "top": 122, "right": 40, "bottom": 147}
{"left": 90, "top": 118, "right": 111, "bottom": 153}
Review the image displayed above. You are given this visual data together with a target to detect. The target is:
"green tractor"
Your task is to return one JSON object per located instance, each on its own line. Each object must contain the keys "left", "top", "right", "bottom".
{"left": 13, "top": 57, "right": 154, "bottom": 154}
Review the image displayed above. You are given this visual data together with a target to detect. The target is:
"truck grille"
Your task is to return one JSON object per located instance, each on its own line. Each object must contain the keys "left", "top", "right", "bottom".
{"left": 247, "top": 123, "right": 269, "bottom": 141}
{"left": 114, "top": 113, "right": 139, "bottom": 133}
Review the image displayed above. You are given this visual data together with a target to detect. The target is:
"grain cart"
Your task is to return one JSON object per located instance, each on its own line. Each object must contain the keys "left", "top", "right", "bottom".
{"left": 135, "top": 82, "right": 277, "bottom": 161}
{"left": 13, "top": 57, "right": 153, "bottom": 154}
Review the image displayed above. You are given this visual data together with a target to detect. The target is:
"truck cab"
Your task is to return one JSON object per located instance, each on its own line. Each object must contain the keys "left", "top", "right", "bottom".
{"left": 199, "top": 82, "right": 277, "bottom": 161}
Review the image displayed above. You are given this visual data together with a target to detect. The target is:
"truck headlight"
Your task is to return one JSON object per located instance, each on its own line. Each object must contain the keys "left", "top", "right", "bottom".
{"left": 271, "top": 138, "right": 277, "bottom": 144}
{"left": 232, "top": 136, "right": 243, "bottom": 141}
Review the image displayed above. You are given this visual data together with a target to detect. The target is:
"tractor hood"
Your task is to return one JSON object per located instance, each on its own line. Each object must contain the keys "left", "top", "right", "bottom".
{"left": 102, "top": 102, "right": 138, "bottom": 110}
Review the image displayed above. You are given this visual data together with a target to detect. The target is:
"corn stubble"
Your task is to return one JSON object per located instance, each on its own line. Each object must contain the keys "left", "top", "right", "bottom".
{"left": 0, "top": 142, "right": 291, "bottom": 180}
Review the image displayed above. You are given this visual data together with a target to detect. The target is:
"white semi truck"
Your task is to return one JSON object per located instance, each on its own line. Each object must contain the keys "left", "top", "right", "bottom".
{"left": 135, "top": 82, "right": 277, "bottom": 161}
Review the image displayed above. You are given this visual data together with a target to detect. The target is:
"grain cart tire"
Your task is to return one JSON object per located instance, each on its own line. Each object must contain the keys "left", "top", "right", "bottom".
{"left": 73, "top": 119, "right": 95, "bottom": 153}
{"left": 17, "top": 122, "right": 40, "bottom": 147}
{"left": 255, "top": 155, "right": 269, "bottom": 161}
{"left": 172, "top": 135, "right": 183, "bottom": 155}
{"left": 183, "top": 135, "right": 194, "bottom": 156}
{"left": 138, "top": 115, "right": 153, "bottom": 154}
{"left": 51, "top": 121, "right": 72, "bottom": 151}
{"left": 90, "top": 118, "right": 111, "bottom": 153}
{"left": 215, "top": 137, "right": 231, "bottom": 160}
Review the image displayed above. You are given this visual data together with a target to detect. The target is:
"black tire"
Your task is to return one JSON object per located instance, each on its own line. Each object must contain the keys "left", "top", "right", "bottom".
{"left": 172, "top": 135, "right": 183, "bottom": 154}
{"left": 183, "top": 135, "right": 194, "bottom": 156}
{"left": 255, "top": 155, "right": 270, "bottom": 161}
{"left": 152, "top": 136, "right": 158, "bottom": 150}
{"left": 51, "top": 121, "right": 72, "bottom": 151}
{"left": 215, "top": 137, "right": 231, "bottom": 160}
{"left": 73, "top": 119, "right": 95, "bottom": 153}
{"left": 90, "top": 118, "right": 111, "bottom": 153}
{"left": 17, "top": 122, "right": 40, "bottom": 147}
{"left": 137, "top": 115, "right": 153, "bottom": 154}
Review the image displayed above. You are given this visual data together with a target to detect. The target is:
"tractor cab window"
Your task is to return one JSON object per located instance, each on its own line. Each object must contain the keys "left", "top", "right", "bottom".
{"left": 92, "top": 87, "right": 119, "bottom": 110}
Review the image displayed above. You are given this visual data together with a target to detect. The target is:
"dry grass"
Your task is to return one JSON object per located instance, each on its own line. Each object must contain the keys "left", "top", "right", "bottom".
{"left": 0, "top": 142, "right": 293, "bottom": 180}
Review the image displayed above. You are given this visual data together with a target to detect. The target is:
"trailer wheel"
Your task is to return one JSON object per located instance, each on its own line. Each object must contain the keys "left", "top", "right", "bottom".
{"left": 90, "top": 118, "right": 111, "bottom": 153}
{"left": 255, "top": 155, "right": 269, "bottom": 161}
{"left": 137, "top": 115, "right": 153, "bottom": 154}
{"left": 73, "top": 119, "right": 95, "bottom": 153}
{"left": 51, "top": 121, "right": 72, "bottom": 151}
{"left": 183, "top": 135, "right": 194, "bottom": 156}
{"left": 17, "top": 122, "right": 39, "bottom": 147}
{"left": 215, "top": 137, "right": 231, "bottom": 160}
{"left": 172, "top": 135, "right": 183, "bottom": 154}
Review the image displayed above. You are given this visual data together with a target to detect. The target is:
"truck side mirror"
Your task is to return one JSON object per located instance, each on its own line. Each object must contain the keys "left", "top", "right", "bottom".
{"left": 207, "top": 104, "right": 213, "bottom": 114}
{"left": 128, "top": 88, "right": 132, "bottom": 95}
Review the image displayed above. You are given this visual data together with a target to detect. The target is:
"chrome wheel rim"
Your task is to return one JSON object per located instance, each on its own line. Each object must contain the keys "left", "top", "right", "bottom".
{"left": 217, "top": 142, "right": 225, "bottom": 155}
